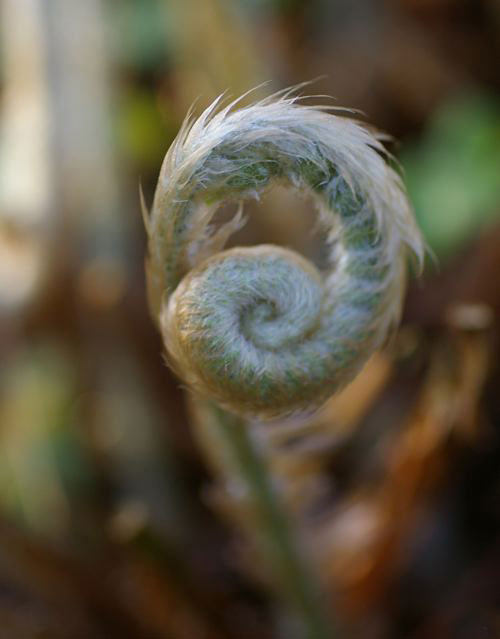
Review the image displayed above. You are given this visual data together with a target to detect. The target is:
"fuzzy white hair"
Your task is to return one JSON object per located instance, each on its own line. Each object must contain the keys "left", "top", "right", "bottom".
{"left": 146, "top": 87, "right": 424, "bottom": 419}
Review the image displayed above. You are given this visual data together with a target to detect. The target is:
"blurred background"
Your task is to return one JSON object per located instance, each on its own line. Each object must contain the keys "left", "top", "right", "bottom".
{"left": 0, "top": 1, "right": 499, "bottom": 637}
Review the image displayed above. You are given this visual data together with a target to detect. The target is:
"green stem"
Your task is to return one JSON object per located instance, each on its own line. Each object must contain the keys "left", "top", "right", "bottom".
{"left": 209, "top": 405, "right": 337, "bottom": 639}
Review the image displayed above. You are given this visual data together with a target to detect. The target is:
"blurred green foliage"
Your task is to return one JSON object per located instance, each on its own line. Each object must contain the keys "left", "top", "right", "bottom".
{"left": 111, "top": 0, "right": 171, "bottom": 69}
{"left": 403, "top": 92, "right": 500, "bottom": 258}
{"left": 0, "top": 343, "right": 93, "bottom": 537}
{"left": 117, "top": 88, "right": 176, "bottom": 170}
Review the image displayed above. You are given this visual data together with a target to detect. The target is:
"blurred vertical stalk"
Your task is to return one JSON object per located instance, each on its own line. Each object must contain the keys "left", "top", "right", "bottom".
{"left": 45, "top": 0, "right": 129, "bottom": 279}
{"left": 0, "top": 0, "right": 55, "bottom": 313}
{"left": 0, "top": 0, "right": 128, "bottom": 313}
{"left": 195, "top": 403, "right": 336, "bottom": 639}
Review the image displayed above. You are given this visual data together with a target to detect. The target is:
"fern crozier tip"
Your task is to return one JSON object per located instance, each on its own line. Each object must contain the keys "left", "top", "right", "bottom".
{"left": 146, "top": 87, "right": 425, "bottom": 419}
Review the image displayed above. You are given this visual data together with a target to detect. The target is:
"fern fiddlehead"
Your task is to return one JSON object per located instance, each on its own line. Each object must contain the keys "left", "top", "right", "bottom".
{"left": 146, "top": 88, "right": 424, "bottom": 638}
{"left": 147, "top": 90, "right": 424, "bottom": 420}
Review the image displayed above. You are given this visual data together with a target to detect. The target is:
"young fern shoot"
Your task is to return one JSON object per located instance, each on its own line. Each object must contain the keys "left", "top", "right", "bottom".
{"left": 146, "top": 88, "right": 424, "bottom": 639}
{"left": 146, "top": 89, "right": 424, "bottom": 420}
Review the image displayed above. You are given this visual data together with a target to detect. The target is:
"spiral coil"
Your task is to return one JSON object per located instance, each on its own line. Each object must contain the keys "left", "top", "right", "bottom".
{"left": 146, "top": 89, "right": 424, "bottom": 419}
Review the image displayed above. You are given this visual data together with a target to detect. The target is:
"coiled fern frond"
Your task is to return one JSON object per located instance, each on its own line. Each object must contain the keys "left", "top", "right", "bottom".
{"left": 146, "top": 88, "right": 424, "bottom": 419}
